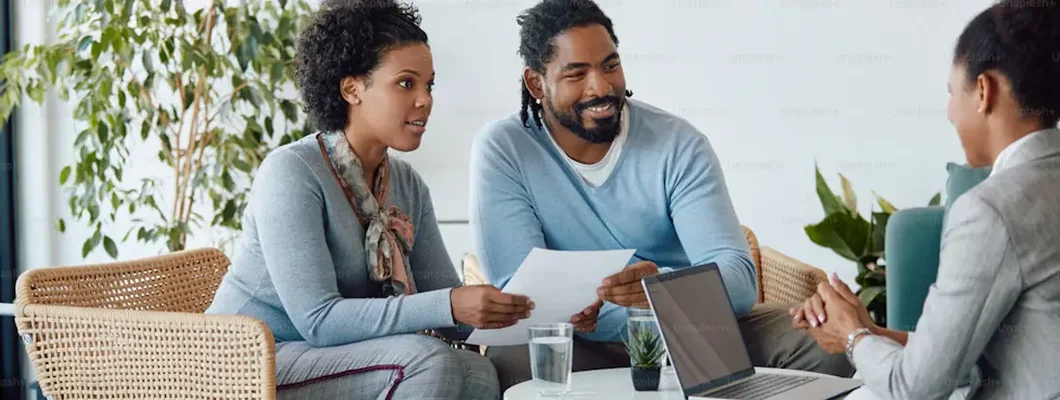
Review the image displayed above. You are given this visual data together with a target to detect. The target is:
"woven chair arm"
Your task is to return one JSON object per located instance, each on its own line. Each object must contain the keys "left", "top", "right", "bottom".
{"left": 759, "top": 247, "right": 829, "bottom": 305}
{"left": 15, "top": 303, "right": 276, "bottom": 400}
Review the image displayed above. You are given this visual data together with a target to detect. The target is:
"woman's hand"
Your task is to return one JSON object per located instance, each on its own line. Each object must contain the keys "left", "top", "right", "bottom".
{"left": 450, "top": 285, "right": 534, "bottom": 329}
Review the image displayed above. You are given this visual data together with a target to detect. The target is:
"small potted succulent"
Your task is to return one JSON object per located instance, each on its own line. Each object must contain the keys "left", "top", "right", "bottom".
{"left": 625, "top": 327, "right": 666, "bottom": 391}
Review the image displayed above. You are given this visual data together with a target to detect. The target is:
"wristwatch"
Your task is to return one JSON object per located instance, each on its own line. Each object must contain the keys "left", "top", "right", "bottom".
{"left": 845, "top": 327, "right": 873, "bottom": 366}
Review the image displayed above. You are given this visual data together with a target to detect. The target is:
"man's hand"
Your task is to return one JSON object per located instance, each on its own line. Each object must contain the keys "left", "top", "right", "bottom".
{"left": 450, "top": 285, "right": 534, "bottom": 329}
{"left": 597, "top": 261, "right": 659, "bottom": 308}
{"left": 571, "top": 299, "right": 604, "bottom": 333}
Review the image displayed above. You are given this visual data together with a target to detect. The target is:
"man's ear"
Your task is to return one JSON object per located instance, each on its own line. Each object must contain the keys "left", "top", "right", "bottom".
{"left": 340, "top": 76, "right": 361, "bottom": 105}
{"left": 523, "top": 66, "right": 544, "bottom": 101}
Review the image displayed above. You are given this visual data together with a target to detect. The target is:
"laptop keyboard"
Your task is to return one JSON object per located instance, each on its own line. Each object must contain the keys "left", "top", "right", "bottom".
{"left": 702, "top": 373, "right": 818, "bottom": 399}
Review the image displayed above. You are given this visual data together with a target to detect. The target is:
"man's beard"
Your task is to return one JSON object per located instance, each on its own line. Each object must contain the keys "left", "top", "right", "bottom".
{"left": 545, "top": 94, "right": 624, "bottom": 143}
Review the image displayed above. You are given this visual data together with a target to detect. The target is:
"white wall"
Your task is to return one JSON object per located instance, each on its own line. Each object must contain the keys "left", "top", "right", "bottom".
{"left": 406, "top": 0, "right": 988, "bottom": 285}
{"left": 15, "top": 0, "right": 993, "bottom": 286}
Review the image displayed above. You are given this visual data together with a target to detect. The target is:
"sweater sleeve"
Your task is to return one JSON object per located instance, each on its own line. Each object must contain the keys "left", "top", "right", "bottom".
{"left": 252, "top": 149, "right": 456, "bottom": 347}
{"left": 469, "top": 128, "right": 548, "bottom": 289}
{"left": 665, "top": 129, "right": 757, "bottom": 316}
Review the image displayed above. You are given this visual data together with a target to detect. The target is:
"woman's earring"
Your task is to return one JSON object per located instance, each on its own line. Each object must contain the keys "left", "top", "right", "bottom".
{"left": 354, "top": 98, "right": 361, "bottom": 105}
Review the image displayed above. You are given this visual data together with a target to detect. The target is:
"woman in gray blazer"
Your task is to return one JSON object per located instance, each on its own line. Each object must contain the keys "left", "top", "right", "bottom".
{"left": 791, "top": 2, "right": 1060, "bottom": 399}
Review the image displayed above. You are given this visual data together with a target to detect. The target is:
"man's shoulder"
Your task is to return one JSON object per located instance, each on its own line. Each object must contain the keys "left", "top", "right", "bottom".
{"left": 627, "top": 98, "right": 709, "bottom": 147}
{"left": 471, "top": 111, "right": 542, "bottom": 161}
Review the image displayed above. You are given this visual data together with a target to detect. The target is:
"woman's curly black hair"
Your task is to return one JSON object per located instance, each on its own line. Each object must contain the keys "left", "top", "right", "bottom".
{"left": 516, "top": 0, "right": 629, "bottom": 129}
{"left": 295, "top": 0, "right": 428, "bottom": 132}
{"left": 954, "top": 1, "right": 1060, "bottom": 127}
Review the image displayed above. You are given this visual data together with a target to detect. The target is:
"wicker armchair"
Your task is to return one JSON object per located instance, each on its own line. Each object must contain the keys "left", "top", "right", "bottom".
{"left": 15, "top": 248, "right": 277, "bottom": 400}
{"left": 462, "top": 225, "right": 827, "bottom": 306}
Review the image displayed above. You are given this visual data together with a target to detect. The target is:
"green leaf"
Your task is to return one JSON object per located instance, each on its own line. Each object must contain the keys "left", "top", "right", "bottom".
{"left": 81, "top": 237, "right": 95, "bottom": 258}
{"left": 928, "top": 192, "right": 941, "bottom": 206}
{"left": 57, "top": 218, "right": 66, "bottom": 233}
{"left": 270, "top": 62, "right": 284, "bottom": 83}
{"left": 233, "top": 159, "right": 252, "bottom": 173}
{"left": 814, "top": 163, "right": 845, "bottom": 216}
{"left": 111, "top": 192, "right": 120, "bottom": 210}
{"left": 160, "top": 0, "right": 171, "bottom": 12}
{"left": 77, "top": 36, "right": 93, "bottom": 52}
{"left": 280, "top": 100, "right": 298, "bottom": 122}
{"left": 857, "top": 286, "right": 885, "bottom": 307}
{"left": 98, "top": 122, "right": 109, "bottom": 144}
{"left": 222, "top": 170, "right": 235, "bottom": 191}
{"left": 804, "top": 211, "right": 871, "bottom": 261}
{"left": 870, "top": 212, "right": 890, "bottom": 255}
{"left": 59, "top": 166, "right": 72, "bottom": 184}
{"left": 839, "top": 173, "right": 857, "bottom": 213}
{"left": 873, "top": 191, "right": 897, "bottom": 214}
{"left": 140, "top": 120, "right": 150, "bottom": 140}
{"left": 142, "top": 51, "right": 154, "bottom": 74}
{"left": 103, "top": 236, "right": 118, "bottom": 258}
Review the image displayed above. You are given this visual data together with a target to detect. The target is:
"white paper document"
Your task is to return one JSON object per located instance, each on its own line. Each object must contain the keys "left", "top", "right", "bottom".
{"left": 465, "top": 248, "right": 636, "bottom": 346}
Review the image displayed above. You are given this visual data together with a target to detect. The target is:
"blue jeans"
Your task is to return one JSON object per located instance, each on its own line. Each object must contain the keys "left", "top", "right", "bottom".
{"left": 275, "top": 334, "right": 499, "bottom": 400}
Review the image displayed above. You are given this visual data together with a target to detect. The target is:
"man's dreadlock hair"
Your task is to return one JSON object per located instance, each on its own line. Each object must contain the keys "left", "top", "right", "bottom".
{"left": 516, "top": 0, "right": 631, "bottom": 128}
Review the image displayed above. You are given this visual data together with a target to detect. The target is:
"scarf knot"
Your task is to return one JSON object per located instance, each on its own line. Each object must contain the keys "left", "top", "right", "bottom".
{"left": 319, "top": 131, "right": 416, "bottom": 297}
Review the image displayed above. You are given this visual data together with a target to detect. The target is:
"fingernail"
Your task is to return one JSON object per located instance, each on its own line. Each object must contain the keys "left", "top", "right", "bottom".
{"left": 810, "top": 319, "right": 817, "bottom": 327}
{"left": 818, "top": 315, "right": 826, "bottom": 323}
{"left": 597, "top": 289, "right": 605, "bottom": 296}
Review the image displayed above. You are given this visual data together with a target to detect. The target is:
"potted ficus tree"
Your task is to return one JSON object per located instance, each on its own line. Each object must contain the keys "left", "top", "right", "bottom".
{"left": 625, "top": 327, "right": 667, "bottom": 391}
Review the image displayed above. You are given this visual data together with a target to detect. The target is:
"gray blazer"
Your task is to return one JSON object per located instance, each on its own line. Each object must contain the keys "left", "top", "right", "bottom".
{"left": 851, "top": 128, "right": 1060, "bottom": 400}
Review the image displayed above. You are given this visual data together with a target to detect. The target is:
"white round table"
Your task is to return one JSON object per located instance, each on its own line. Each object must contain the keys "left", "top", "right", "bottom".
{"left": 504, "top": 367, "right": 835, "bottom": 399}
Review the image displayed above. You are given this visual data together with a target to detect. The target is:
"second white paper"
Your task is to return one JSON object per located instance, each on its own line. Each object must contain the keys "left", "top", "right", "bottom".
{"left": 465, "top": 247, "right": 636, "bottom": 346}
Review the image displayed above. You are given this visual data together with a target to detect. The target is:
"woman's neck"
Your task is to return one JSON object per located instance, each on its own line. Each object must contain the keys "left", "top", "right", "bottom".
{"left": 343, "top": 127, "right": 388, "bottom": 187}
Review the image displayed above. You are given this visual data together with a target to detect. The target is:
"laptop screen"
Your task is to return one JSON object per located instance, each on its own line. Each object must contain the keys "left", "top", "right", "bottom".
{"left": 643, "top": 264, "right": 755, "bottom": 394}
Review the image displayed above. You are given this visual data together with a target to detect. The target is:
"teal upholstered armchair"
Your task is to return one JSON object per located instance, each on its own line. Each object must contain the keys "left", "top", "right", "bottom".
{"left": 884, "top": 163, "right": 991, "bottom": 331}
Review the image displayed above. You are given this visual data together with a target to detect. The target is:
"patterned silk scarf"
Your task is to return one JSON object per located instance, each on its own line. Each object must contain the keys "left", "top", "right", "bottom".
{"left": 318, "top": 131, "right": 417, "bottom": 297}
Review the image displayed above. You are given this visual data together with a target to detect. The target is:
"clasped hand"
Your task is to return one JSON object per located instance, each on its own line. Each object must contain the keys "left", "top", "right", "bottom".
{"left": 789, "top": 272, "right": 875, "bottom": 354}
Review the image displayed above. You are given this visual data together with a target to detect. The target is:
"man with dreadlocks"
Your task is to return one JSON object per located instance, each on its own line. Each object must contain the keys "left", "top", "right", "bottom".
{"left": 468, "top": 0, "right": 854, "bottom": 390}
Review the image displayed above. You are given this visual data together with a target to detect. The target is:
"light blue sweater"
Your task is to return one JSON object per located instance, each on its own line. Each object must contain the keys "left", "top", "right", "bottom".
{"left": 469, "top": 98, "right": 757, "bottom": 342}
{"left": 205, "top": 134, "right": 465, "bottom": 347}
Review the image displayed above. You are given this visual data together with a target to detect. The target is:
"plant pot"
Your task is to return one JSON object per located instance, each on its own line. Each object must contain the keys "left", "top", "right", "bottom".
{"left": 631, "top": 366, "right": 661, "bottom": 391}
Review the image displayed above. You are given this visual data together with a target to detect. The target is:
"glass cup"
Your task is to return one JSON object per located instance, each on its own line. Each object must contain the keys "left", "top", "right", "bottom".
{"left": 528, "top": 322, "right": 574, "bottom": 396}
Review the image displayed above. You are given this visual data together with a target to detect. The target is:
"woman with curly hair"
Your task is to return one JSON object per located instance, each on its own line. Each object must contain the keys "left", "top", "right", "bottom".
{"left": 205, "top": 1, "right": 529, "bottom": 398}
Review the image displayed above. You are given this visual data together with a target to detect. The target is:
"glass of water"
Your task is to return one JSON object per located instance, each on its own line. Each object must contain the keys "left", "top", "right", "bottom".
{"left": 528, "top": 322, "right": 574, "bottom": 396}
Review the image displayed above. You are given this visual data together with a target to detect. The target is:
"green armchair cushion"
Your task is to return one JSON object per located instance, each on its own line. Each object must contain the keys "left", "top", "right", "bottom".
{"left": 885, "top": 163, "right": 990, "bottom": 331}
{"left": 944, "top": 162, "right": 991, "bottom": 208}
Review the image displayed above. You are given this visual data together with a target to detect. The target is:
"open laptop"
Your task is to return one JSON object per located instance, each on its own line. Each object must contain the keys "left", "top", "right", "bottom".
{"left": 641, "top": 263, "right": 862, "bottom": 400}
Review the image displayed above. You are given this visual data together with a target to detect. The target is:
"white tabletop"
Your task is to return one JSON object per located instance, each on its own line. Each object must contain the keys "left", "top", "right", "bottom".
{"left": 504, "top": 367, "right": 834, "bottom": 400}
